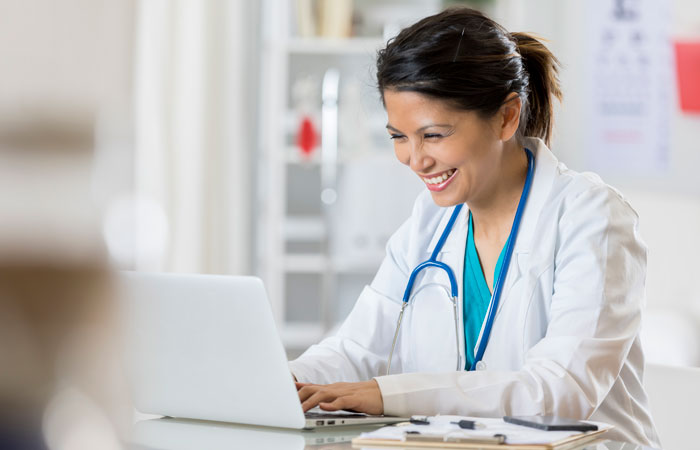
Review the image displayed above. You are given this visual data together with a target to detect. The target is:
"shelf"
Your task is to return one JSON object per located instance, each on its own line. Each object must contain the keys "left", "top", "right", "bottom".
{"left": 286, "top": 146, "right": 322, "bottom": 164}
{"left": 285, "top": 215, "right": 325, "bottom": 241}
{"left": 284, "top": 146, "right": 394, "bottom": 165}
{"left": 280, "top": 322, "right": 327, "bottom": 349}
{"left": 284, "top": 254, "right": 326, "bottom": 272}
{"left": 286, "top": 37, "right": 385, "bottom": 55}
{"left": 284, "top": 253, "right": 381, "bottom": 274}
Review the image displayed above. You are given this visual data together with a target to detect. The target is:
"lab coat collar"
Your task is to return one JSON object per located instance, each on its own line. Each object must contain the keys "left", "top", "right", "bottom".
{"left": 513, "top": 137, "right": 558, "bottom": 255}
{"left": 492, "top": 137, "right": 559, "bottom": 319}
{"left": 426, "top": 203, "right": 469, "bottom": 255}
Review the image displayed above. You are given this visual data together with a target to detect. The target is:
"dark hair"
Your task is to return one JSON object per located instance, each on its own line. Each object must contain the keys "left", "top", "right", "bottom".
{"left": 376, "top": 7, "right": 562, "bottom": 146}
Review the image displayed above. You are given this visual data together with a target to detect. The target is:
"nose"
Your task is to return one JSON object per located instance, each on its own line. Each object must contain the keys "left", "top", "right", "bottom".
{"left": 407, "top": 141, "right": 434, "bottom": 174}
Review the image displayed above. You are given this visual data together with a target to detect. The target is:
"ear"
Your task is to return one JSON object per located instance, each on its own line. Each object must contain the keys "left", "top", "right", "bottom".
{"left": 498, "top": 93, "right": 522, "bottom": 141}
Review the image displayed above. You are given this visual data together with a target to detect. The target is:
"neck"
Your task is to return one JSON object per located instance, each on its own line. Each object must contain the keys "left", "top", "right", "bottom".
{"left": 468, "top": 140, "right": 528, "bottom": 239}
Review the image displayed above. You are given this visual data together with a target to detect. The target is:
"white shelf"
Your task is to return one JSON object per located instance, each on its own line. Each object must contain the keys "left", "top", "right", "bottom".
{"left": 283, "top": 254, "right": 326, "bottom": 272}
{"left": 284, "top": 215, "right": 325, "bottom": 241}
{"left": 284, "top": 253, "right": 381, "bottom": 274}
{"left": 284, "top": 145, "right": 394, "bottom": 165}
{"left": 280, "top": 322, "right": 327, "bottom": 349}
{"left": 285, "top": 146, "right": 322, "bottom": 164}
{"left": 286, "top": 37, "right": 385, "bottom": 55}
{"left": 335, "top": 257, "right": 382, "bottom": 273}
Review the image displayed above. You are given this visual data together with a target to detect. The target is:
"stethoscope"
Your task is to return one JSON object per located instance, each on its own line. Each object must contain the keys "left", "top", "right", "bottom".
{"left": 386, "top": 147, "right": 535, "bottom": 375}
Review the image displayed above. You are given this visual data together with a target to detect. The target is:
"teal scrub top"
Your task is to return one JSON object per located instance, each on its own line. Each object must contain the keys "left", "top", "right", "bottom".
{"left": 463, "top": 211, "right": 508, "bottom": 370}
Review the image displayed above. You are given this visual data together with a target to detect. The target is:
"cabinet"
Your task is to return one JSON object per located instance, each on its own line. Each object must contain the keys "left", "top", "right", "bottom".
{"left": 257, "top": 0, "right": 447, "bottom": 356}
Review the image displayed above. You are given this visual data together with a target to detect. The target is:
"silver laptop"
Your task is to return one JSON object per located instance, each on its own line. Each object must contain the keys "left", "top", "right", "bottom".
{"left": 121, "top": 272, "right": 407, "bottom": 429}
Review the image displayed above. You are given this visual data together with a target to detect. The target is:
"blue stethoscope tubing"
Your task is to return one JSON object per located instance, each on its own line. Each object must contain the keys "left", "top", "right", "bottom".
{"left": 385, "top": 147, "right": 535, "bottom": 376}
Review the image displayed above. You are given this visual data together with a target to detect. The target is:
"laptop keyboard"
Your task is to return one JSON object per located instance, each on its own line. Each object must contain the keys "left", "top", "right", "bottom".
{"left": 304, "top": 411, "right": 368, "bottom": 419}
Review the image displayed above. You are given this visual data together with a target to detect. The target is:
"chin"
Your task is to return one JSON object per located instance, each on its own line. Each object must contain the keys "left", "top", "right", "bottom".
{"left": 429, "top": 191, "right": 463, "bottom": 208}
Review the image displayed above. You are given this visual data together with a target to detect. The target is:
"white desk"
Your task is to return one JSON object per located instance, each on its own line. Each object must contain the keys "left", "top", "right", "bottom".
{"left": 129, "top": 417, "right": 656, "bottom": 450}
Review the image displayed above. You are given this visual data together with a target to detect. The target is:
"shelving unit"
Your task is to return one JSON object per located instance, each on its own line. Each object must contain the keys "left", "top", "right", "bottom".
{"left": 257, "top": 0, "right": 435, "bottom": 356}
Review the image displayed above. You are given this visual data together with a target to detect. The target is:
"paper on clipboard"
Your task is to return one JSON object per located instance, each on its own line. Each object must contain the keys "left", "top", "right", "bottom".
{"left": 355, "top": 416, "right": 612, "bottom": 446}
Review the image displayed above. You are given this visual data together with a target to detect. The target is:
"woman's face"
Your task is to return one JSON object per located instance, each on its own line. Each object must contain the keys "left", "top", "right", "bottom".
{"left": 384, "top": 89, "right": 504, "bottom": 207}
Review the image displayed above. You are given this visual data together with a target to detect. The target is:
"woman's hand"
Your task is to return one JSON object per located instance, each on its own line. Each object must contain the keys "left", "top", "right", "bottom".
{"left": 296, "top": 380, "right": 384, "bottom": 415}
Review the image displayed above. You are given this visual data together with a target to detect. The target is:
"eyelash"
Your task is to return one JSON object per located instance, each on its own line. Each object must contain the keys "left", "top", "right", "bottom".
{"left": 389, "top": 134, "right": 444, "bottom": 140}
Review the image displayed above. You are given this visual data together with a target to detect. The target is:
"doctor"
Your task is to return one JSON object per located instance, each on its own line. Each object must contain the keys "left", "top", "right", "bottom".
{"left": 290, "top": 7, "right": 659, "bottom": 447}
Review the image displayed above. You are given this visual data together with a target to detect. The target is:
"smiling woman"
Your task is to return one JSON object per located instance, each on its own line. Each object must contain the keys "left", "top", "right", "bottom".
{"left": 288, "top": 6, "right": 660, "bottom": 448}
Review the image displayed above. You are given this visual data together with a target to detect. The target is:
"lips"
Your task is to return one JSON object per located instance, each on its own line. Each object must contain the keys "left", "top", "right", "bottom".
{"left": 423, "top": 169, "right": 458, "bottom": 192}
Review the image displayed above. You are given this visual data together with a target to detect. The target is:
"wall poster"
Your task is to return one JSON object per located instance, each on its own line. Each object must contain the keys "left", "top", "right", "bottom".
{"left": 587, "top": 0, "right": 673, "bottom": 174}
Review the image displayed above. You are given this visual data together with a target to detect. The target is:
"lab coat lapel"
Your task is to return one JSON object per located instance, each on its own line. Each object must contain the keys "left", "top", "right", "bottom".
{"left": 511, "top": 137, "right": 559, "bottom": 255}
{"left": 425, "top": 204, "right": 469, "bottom": 256}
{"left": 426, "top": 204, "right": 467, "bottom": 254}
{"left": 495, "top": 138, "right": 559, "bottom": 315}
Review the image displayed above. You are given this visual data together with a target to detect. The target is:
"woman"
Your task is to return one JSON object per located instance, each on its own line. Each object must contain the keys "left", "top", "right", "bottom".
{"left": 290, "top": 7, "right": 659, "bottom": 447}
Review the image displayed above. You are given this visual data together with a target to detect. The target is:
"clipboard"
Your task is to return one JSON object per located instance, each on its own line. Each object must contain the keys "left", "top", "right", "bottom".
{"left": 351, "top": 415, "right": 612, "bottom": 449}
{"left": 353, "top": 429, "right": 606, "bottom": 449}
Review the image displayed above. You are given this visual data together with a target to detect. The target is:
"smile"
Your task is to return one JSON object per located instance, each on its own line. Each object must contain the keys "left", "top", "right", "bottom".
{"left": 423, "top": 169, "right": 457, "bottom": 192}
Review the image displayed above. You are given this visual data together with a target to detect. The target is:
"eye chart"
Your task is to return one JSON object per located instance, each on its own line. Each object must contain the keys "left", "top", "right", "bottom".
{"left": 587, "top": 0, "right": 673, "bottom": 174}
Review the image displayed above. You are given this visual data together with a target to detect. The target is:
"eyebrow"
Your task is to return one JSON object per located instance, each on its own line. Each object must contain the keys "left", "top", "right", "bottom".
{"left": 386, "top": 123, "right": 453, "bottom": 133}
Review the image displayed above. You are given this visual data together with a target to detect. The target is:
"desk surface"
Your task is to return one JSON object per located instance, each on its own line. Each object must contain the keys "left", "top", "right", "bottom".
{"left": 129, "top": 418, "right": 655, "bottom": 450}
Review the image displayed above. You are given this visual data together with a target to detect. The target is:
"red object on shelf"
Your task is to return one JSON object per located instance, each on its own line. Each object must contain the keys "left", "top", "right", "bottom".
{"left": 675, "top": 41, "right": 700, "bottom": 113}
{"left": 296, "top": 116, "right": 318, "bottom": 158}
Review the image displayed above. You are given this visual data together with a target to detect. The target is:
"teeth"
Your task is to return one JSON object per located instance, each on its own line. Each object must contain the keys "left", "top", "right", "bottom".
{"left": 423, "top": 170, "right": 455, "bottom": 185}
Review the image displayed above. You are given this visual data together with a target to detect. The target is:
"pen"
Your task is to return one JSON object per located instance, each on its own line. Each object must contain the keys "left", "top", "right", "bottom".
{"left": 450, "top": 419, "right": 485, "bottom": 429}
{"left": 409, "top": 416, "right": 430, "bottom": 425}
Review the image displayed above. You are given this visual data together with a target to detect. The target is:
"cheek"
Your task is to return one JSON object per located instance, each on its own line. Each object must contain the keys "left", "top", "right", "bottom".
{"left": 394, "top": 145, "right": 410, "bottom": 166}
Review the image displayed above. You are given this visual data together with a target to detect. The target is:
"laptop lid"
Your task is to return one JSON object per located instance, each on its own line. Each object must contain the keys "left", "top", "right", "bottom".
{"left": 122, "top": 272, "right": 307, "bottom": 429}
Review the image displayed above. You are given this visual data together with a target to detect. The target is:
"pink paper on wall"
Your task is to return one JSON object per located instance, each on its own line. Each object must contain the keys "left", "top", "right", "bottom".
{"left": 675, "top": 41, "right": 700, "bottom": 113}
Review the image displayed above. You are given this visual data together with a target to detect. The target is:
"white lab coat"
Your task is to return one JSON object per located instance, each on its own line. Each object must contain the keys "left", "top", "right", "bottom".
{"left": 289, "top": 137, "right": 660, "bottom": 447}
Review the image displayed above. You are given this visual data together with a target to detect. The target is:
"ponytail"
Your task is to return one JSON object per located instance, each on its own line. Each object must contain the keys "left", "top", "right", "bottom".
{"left": 510, "top": 32, "right": 562, "bottom": 146}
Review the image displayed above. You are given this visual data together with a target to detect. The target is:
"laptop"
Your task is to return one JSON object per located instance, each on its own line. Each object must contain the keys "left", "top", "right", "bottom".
{"left": 121, "top": 272, "right": 407, "bottom": 429}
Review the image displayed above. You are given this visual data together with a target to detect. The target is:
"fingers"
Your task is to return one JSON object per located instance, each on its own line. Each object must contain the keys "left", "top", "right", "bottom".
{"left": 301, "top": 388, "right": 341, "bottom": 412}
{"left": 319, "top": 395, "right": 357, "bottom": 412}
{"left": 295, "top": 381, "right": 312, "bottom": 391}
{"left": 297, "top": 384, "right": 322, "bottom": 403}
{"left": 296, "top": 381, "right": 383, "bottom": 414}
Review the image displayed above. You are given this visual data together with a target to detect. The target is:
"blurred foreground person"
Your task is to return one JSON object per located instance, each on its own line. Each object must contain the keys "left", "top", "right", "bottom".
{"left": 0, "top": 116, "right": 130, "bottom": 449}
